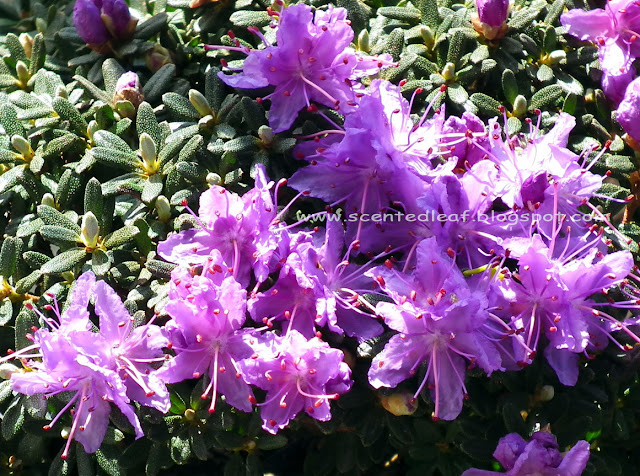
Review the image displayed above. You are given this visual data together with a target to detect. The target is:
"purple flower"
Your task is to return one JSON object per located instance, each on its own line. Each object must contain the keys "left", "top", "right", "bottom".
{"left": 476, "top": 0, "right": 509, "bottom": 27}
{"left": 366, "top": 238, "right": 502, "bottom": 420}
{"left": 617, "top": 76, "right": 640, "bottom": 142}
{"left": 289, "top": 80, "right": 452, "bottom": 253}
{"left": 73, "top": 0, "right": 137, "bottom": 46}
{"left": 157, "top": 165, "right": 279, "bottom": 286}
{"left": 493, "top": 233, "right": 634, "bottom": 385}
{"left": 156, "top": 265, "right": 256, "bottom": 413}
{"left": 473, "top": 0, "right": 510, "bottom": 40}
{"left": 462, "top": 431, "right": 590, "bottom": 476}
{"left": 113, "top": 71, "right": 144, "bottom": 108}
{"left": 4, "top": 272, "right": 169, "bottom": 458}
{"left": 240, "top": 330, "right": 352, "bottom": 433}
{"left": 211, "top": 4, "right": 393, "bottom": 132}
{"left": 561, "top": 0, "right": 640, "bottom": 102}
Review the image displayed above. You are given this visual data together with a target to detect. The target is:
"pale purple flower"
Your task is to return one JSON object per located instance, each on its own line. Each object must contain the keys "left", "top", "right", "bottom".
{"left": 73, "top": 0, "right": 136, "bottom": 46}
{"left": 157, "top": 165, "right": 279, "bottom": 286}
{"left": 4, "top": 272, "right": 169, "bottom": 458}
{"left": 210, "top": 4, "right": 393, "bottom": 132}
{"left": 561, "top": 0, "right": 640, "bottom": 102}
{"left": 617, "top": 76, "right": 640, "bottom": 142}
{"left": 239, "top": 330, "right": 352, "bottom": 433}
{"left": 476, "top": 0, "right": 509, "bottom": 27}
{"left": 366, "top": 238, "right": 502, "bottom": 420}
{"left": 156, "top": 264, "right": 256, "bottom": 413}
{"left": 462, "top": 431, "right": 590, "bottom": 476}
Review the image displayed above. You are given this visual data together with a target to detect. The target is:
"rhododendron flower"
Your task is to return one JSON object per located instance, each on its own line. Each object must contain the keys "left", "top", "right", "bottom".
{"left": 561, "top": 0, "right": 640, "bottom": 103}
{"left": 3, "top": 272, "right": 169, "bottom": 458}
{"left": 211, "top": 4, "right": 393, "bottom": 132}
{"left": 366, "top": 238, "right": 502, "bottom": 420}
{"left": 157, "top": 264, "right": 256, "bottom": 413}
{"left": 240, "top": 330, "right": 352, "bottom": 433}
{"left": 462, "top": 431, "right": 590, "bottom": 475}
{"left": 73, "top": 0, "right": 137, "bottom": 47}
{"left": 473, "top": 0, "right": 510, "bottom": 40}
{"left": 616, "top": 76, "right": 640, "bottom": 143}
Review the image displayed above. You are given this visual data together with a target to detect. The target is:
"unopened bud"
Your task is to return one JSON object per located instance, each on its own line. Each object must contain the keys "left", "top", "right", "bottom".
{"left": 258, "top": 125, "right": 275, "bottom": 145}
{"left": 60, "top": 426, "right": 71, "bottom": 439}
{"left": 19, "top": 33, "right": 33, "bottom": 59}
{"left": 0, "top": 363, "right": 22, "bottom": 379}
{"left": 81, "top": 212, "right": 100, "bottom": 249}
{"left": 513, "top": 95, "right": 528, "bottom": 117}
{"left": 420, "top": 26, "right": 434, "bottom": 49}
{"left": 441, "top": 62, "right": 456, "bottom": 82}
{"left": 55, "top": 85, "right": 68, "bottom": 99}
{"left": 189, "top": 90, "right": 212, "bottom": 117}
{"left": 357, "top": 29, "right": 370, "bottom": 52}
{"left": 206, "top": 172, "right": 222, "bottom": 186}
{"left": 139, "top": 133, "right": 158, "bottom": 174}
{"left": 184, "top": 408, "right": 197, "bottom": 421}
{"left": 87, "top": 120, "right": 100, "bottom": 143}
{"left": 145, "top": 44, "right": 173, "bottom": 72}
{"left": 41, "top": 193, "right": 56, "bottom": 208}
{"left": 547, "top": 50, "right": 566, "bottom": 65}
{"left": 113, "top": 72, "right": 143, "bottom": 110}
{"left": 538, "top": 385, "right": 554, "bottom": 402}
{"left": 11, "top": 135, "right": 34, "bottom": 160}
{"left": 380, "top": 391, "right": 418, "bottom": 416}
{"left": 155, "top": 195, "right": 171, "bottom": 222}
{"left": 16, "top": 61, "right": 30, "bottom": 84}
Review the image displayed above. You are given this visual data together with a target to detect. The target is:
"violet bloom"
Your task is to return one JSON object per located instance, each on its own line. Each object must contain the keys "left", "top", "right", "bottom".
{"left": 240, "top": 330, "right": 352, "bottom": 433}
{"left": 73, "top": 0, "right": 137, "bottom": 46}
{"left": 366, "top": 238, "right": 502, "bottom": 420}
{"left": 249, "top": 220, "right": 384, "bottom": 341}
{"left": 156, "top": 264, "right": 256, "bottom": 413}
{"left": 210, "top": 4, "right": 393, "bottom": 132}
{"left": 157, "top": 165, "right": 279, "bottom": 286}
{"left": 3, "top": 272, "right": 169, "bottom": 458}
{"left": 561, "top": 0, "right": 640, "bottom": 103}
{"left": 473, "top": 0, "right": 509, "bottom": 40}
{"left": 289, "top": 80, "right": 456, "bottom": 252}
{"left": 616, "top": 76, "right": 640, "bottom": 143}
{"left": 462, "top": 431, "right": 590, "bottom": 476}
{"left": 493, "top": 233, "right": 634, "bottom": 385}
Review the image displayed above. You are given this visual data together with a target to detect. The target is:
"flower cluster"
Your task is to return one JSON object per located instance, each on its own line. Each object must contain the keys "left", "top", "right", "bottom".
{"left": 462, "top": 430, "right": 590, "bottom": 475}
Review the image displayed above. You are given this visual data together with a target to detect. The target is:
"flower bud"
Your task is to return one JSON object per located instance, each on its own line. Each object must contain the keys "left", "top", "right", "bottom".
{"left": 473, "top": 0, "right": 510, "bottom": 40}
{"left": 206, "top": 172, "right": 222, "bottom": 186}
{"left": 380, "top": 391, "right": 418, "bottom": 416}
{"left": 441, "top": 62, "right": 456, "bottom": 82}
{"left": 11, "top": 135, "right": 34, "bottom": 160}
{"left": 258, "top": 125, "right": 275, "bottom": 145}
{"left": 420, "top": 26, "right": 434, "bottom": 49}
{"left": 547, "top": 50, "right": 566, "bottom": 65}
{"left": 19, "top": 33, "right": 33, "bottom": 59}
{"left": 60, "top": 426, "right": 71, "bottom": 439}
{"left": 538, "top": 385, "right": 554, "bottom": 402}
{"left": 81, "top": 212, "right": 100, "bottom": 249}
{"left": 73, "top": 0, "right": 137, "bottom": 46}
{"left": 15, "top": 61, "right": 30, "bottom": 85}
{"left": 35, "top": 18, "right": 47, "bottom": 34}
{"left": 184, "top": 408, "right": 197, "bottom": 422}
{"left": 155, "top": 195, "right": 172, "bottom": 223}
{"left": 0, "top": 363, "right": 22, "bottom": 380}
{"left": 146, "top": 44, "right": 173, "bottom": 72}
{"left": 41, "top": 193, "right": 56, "bottom": 208}
{"left": 139, "top": 133, "right": 159, "bottom": 174}
{"left": 189, "top": 89, "right": 212, "bottom": 117}
{"left": 55, "top": 85, "right": 68, "bottom": 99}
{"left": 113, "top": 71, "right": 144, "bottom": 109}
{"left": 357, "top": 29, "right": 370, "bottom": 53}
{"left": 512, "top": 95, "right": 527, "bottom": 117}
{"left": 87, "top": 120, "right": 100, "bottom": 143}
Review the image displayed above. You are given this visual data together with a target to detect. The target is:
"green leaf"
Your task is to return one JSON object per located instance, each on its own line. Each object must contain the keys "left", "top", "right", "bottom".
{"left": 447, "top": 83, "right": 468, "bottom": 104}
{"left": 379, "top": 7, "right": 421, "bottom": 23}
{"left": 103, "top": 58, "right": 126, "bottom": 97}
{"left": 529, "top": 84, "right": 565, "bottom": 110}
{"left": 141, "top": 174, "right": 164, "bottom": 204}
{"left": 40, "top": 225, "right": 81, "bottom": 247}
{"left": 229, "top": 10, "right": 272, "bottom": 27}
{"left": 386, "top": 29, "right": 405, "bottom": 63}
{"left": 170, "top": 434, "right": 192, "bottom": 465}
{"left": 136, "top": 102, "right": 164, "bottom": 149}
{"left": 84, "top": 178, "right": 104, "bottom": 225}
{"left": 37, "top": 205, "right": 81, "bottom": 233}
{"left": 0, "top": 300, "right": 13, "bottom": 325}
{"left": 417, "top": 0, "right": 439, "bottom": 28}
{"left": 143, "top": 64, "right": 176, "bottom": 104}
{"left": 501, "top": 69, "right": 518, "bottom": 105}
{"left": 40, "top": 248, "right": 87, "bottom": 274}
{"left": 470, "top": 93, "right": 501, "bottom": 116}
{"left": 5, "top": 33, "right": 27, "bottom": 63}
{"left": 55, "top": 169, "right": 82, "bottom": 209}
{"left": 536, "top": 64, "right": 554, "bottom": 82}
{"left": 2, "top": 396, "right": 25, "bottom": 440}
{"left": 14, "top": 270, "right": 42, "bottom": 295}
{"left": 73, "top": 74, "right": 111, "bottom": 103}
{"left": 163, "top": 92, "right": 199, "bottom": 121}
{"left": 52, "top": 96, "right": 88, "bottom": 136}
{"left": 29, "top": 33, "right": 46, "bottom": 76}
{"left": 146, "top": 258, "right": 176, "bottom": 279}
{"left": 91, "top": 249, "right": 112, "bottom": 276}
{"left": 14, "top": 306, "right": 38, "bottom": 350}
{"left": 91, "top": 147, "right": 140, "bottom": 172}
{"left": 96, "top": 446, "right": 123, "bottom": 476}
{"left": 43, "top": 134, "right": 84, "bottom": 160}
{"left": 134, "top": 12, "right": 168, "bottom": 40}
{"left": 0, "top": 103, "right": 24, "bottom": 137}
{"left": 103, "top": 226, "right": 140, "bottom": 249}
{"left": 0, "top": 236, "right": 19, "bottom": 278}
